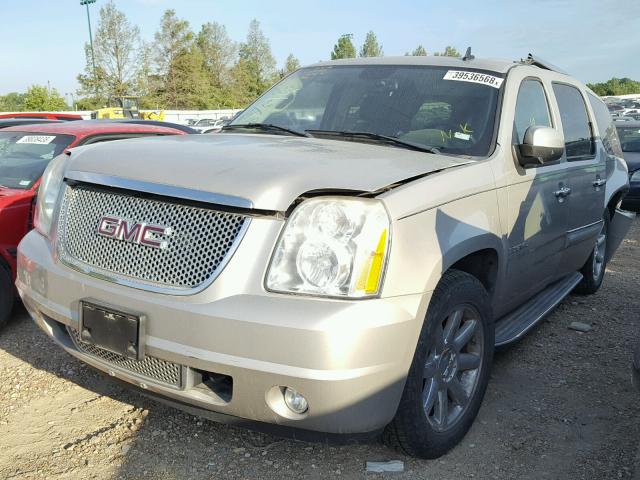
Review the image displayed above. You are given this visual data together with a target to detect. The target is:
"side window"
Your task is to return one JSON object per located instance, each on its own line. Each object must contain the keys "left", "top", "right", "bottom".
{"left": 513, "top": 79, "right": 552, "bottom": 144}
{"left": 552, "top": 83, "right": 594, "bottom": 160}
{"left": 587, "top": 92, "right": 623, "bottom": 157}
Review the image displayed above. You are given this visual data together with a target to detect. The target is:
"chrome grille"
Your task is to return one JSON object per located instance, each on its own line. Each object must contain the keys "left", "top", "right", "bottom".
{"left": 67, "top": 327, "right": 183, "bottom": 388}
{"left": 57, "top": 184, "right": 249, "bottom": 293}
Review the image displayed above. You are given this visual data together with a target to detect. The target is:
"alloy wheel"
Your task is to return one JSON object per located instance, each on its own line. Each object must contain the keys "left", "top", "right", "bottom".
{"left": 422, "top": 305, "right": 484, "bottom": 432}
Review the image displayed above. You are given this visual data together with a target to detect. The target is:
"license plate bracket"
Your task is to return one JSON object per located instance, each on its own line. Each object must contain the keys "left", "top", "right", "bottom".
{"left": 79, "top": 301, "right": 146, "bottom": 361}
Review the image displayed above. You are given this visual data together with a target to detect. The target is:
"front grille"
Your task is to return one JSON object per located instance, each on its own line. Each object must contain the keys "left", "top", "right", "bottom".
{"left": 68, "top": 327, "right": 183, "bottom": 388}
{"left": 57, "top": 184, "right": 249, "bottom": 293}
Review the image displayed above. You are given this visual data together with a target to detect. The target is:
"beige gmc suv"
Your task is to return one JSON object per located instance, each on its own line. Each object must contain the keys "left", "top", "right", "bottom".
{"left": 16, "top": 54, "right": 634, "bottom": 458}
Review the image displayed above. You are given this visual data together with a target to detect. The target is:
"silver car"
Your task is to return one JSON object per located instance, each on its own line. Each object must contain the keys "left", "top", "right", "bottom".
{"left": 16, "top": 55, "right": 634, "bottom": 458}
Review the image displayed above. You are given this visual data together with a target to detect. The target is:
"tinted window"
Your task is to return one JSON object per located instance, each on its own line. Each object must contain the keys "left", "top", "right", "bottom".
{"left": 616, "top": 126, "right": 640, "bottom": 153}
{"left": 233, "top": 65, "right": 503, "bottom": 157}
{"left": 513, "top": 79, "right": 552, "bottom": 144}
{"left": 552, "top": 83, "right": 594, "bottom": 160}
{"left": 588, "top": 93, "right": 623, "bottom": 157}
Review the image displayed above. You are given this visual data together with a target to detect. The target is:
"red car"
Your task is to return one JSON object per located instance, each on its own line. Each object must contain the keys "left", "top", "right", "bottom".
{"left": 0, "top": 121, "right": 188, "bottom": 327}
{"left": 0, "top": 112, "right": 83, "bottom": 121}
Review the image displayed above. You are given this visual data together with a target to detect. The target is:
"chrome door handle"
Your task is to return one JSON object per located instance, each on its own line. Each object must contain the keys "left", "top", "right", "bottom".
{"left": 554, "top": 187, "right": 572, "bottom": 198}
{"left": 593, "top": 178, "right": 607, "bottom": 188}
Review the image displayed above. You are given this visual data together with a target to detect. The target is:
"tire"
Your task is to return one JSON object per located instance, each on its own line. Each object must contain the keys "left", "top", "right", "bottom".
{"left": 0, "top": 265, "right": 13, "bottom": 331}
{"left": 384, "top": 270, "right": 494, "bottom": 459}
{"left": 574, "top": 212, "right": 609, "bottom": 295}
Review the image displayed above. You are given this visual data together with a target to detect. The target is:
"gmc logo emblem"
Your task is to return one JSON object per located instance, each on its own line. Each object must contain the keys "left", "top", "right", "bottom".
{"left": 97, "top": 215, "right": 172, "bottom": 250}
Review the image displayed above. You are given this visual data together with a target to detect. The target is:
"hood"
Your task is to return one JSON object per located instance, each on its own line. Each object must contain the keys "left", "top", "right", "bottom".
{"left": 65, "top": 133, "right": 469, "bottom": 211}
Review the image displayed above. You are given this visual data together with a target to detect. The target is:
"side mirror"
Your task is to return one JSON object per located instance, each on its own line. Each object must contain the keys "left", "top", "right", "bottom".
{"left": 517, "top": 126, "right": 564, "bottom": 167}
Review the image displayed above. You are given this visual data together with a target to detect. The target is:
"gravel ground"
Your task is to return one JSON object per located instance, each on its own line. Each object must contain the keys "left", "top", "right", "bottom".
{"left": 1, "top": 220, "right": 639, "bottom": 480}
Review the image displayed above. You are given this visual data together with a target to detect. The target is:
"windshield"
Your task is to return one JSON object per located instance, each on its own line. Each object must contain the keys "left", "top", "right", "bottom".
{"left": 0, "top": 132, "right": 74, "bottom": 190}
{"left": 617, "top": 126, "right": 640, "bottom": 152}
{"left": 231, "top": 65, "right": 503, "bottom": 157}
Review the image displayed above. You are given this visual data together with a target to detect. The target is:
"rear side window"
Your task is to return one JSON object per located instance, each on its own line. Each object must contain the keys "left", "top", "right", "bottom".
{"left": 552, "top": 83, "right": 594, "bottom": 160}
{"left": 513, "top": 79, "right": 552, "bottom": 144}
{"left": 587, "top": 92, "right": 623, "bottom": 157}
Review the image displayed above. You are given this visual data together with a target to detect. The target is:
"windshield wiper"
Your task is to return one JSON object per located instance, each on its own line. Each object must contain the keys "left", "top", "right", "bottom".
{"left": 305, "top": 130, "right": 440, "bottom": 154}
{"left": 222, "top": 123, "right": 311, "bottom": 137}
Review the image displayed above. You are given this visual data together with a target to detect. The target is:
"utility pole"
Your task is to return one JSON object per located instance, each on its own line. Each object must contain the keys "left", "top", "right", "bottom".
{"left": 80, "top": 0, "right": 98, "bottom": 94}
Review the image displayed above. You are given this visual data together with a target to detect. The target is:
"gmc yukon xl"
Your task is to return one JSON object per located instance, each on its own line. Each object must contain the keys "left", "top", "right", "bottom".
{"left": 16, "top": 54, "right": 634, "bottom": 458}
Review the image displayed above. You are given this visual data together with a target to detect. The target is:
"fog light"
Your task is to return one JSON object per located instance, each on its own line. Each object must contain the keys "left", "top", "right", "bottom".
{"left": 283, "top": 387, "right": 308, "bottom": 414}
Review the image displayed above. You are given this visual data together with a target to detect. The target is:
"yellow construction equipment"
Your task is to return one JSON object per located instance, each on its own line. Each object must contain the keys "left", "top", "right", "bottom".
{"left": 91, "top": 96, "right": 164, "bottom": 121}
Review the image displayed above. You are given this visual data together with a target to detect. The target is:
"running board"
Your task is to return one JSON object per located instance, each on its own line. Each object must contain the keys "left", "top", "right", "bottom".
{"left": 494, "top": 272, "right": 583, "bottom": 347}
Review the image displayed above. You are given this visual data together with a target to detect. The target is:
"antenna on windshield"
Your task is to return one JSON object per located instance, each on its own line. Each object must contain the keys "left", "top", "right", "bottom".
{"left": 462, "top": 47, "right": 475, "bottom": 61}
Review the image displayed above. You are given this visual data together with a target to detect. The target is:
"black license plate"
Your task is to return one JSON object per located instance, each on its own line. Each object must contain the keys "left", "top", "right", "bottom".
{"left": 79, "top": 302, "right": 145, "bottom": 360}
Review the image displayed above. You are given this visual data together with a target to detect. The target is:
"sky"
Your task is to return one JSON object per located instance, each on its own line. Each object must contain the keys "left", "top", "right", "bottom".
{"left": 1, "top": 0, "right": 639, "bottom": 97}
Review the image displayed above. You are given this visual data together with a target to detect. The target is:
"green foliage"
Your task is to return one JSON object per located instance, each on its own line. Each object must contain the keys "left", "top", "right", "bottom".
{"left": 166, "top": 45, "right": 212, "bottom": 109}
{"left": 23, "top": 85, "right": 67, "bottom": 111}
{"left": 359, "top": 31, "right": 383, "bottom": 58}
{"left": 434, "top": 46, "right": 461, "bottom": 57}
{"left": 408, "top": 45, "right": 428, "bottom": 56}
{"left": 0, "top": 92, "right": 26, "bottom": 111}
{"left": 197, "top": 22, "right": 237, "bottom": 88}
{"left": 238, "top": 19, "right": 277, "bottom": 99}
{"left": 284, "top": 54, "right": 301, "bottom": 74}
{"left": 587, "top": 78, "right": 640, "bottom": 96}
{"left": 76, "top": 0, "right": 141, "bottom": 99}
{"left": 331, "top": 34, "right": 356, "bottom": 60}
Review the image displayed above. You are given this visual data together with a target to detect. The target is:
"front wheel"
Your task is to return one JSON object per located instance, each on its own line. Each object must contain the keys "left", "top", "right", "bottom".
{"left": 384, "top": 270, "right": 494, "bottom": 459}
{"left": 575, "top": 212, "right": 609, "bottom": 295}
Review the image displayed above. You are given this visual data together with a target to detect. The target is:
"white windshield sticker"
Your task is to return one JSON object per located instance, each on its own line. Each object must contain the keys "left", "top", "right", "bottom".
{"left": 19, "top": 180, "right": 31, "bottom": 186}
{"left": 454, "top": 132, "right": 471, "bottom": 141}
{"left": 443, "top": 70, "right": 504, "bottom": 89}
{"left": 16, "top": 135, "right": 56, "bottom": 145}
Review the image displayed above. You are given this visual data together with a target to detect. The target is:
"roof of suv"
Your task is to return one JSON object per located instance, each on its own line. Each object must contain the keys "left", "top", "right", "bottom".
{"left": 309, "top": 55, "right": 520, "bottom": 73}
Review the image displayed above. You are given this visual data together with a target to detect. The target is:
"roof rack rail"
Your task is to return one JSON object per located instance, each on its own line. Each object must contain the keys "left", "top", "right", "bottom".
{"left": 522, "top": 53, "right": 568, "bottom": 75}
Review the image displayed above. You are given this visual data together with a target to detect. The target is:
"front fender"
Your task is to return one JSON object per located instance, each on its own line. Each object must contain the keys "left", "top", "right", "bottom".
{"left": 381, "top": 190, "right": 503, "bottom": 298}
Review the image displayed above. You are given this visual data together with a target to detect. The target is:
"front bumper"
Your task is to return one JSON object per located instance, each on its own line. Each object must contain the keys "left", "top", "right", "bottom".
{"left": 16, "top": 229, "right": 428, "bottom": 434}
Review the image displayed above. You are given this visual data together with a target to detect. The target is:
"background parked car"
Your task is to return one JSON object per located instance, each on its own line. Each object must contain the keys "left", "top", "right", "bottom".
{"left": 0, "top": 118, "right": 64, "bottom": 130}
{"left": 617, "top": 120, "right": 640, "bottom": 211}
{"left": 191, "top": 118, "right": 219, "bottom": 132}
{"left": 0, "top": 112, "right": 82, "bottom": 121}
{"left": 0, "top": 120, "right": 188, "bottom": 329}
{"left": 202, "top": 118, "right": 231, "bottom": 134}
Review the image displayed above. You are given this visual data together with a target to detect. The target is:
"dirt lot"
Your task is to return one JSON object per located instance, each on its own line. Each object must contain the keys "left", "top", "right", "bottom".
{"left": 1, "top": 220, "right": 639, "bottom": 480}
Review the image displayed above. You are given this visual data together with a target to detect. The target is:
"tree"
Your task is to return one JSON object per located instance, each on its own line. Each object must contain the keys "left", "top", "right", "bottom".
{"left": 284, "top": 54, "right": 300, "bottom": 75}
{"left": 331, "top": 34, "right": 356, "bottom": 60}
{"left": 238, "top": 19, "right": 277, "bottom": 99}
{"left": 587, "top": 77, "right": 640, "bottom": 96}
{"left": 0, "top": 92, "right": 26, "bottom": 111}
{"left": 408, "top": 45, "right": 427, "bottom": 56}
{"left": 359, "top": 31, "right": 383, "bottom": 58}
{"left": 153, "top": 10, "right": 195, "bottom": 108}
{"left": 166, "top": 45, "right": 212, "bottom": 109}
{"left": 23, "top": 85, "right": 67, "bottom": 111}
{"left": 434, "top": 46, "right": 461, "bottom": 57}
{"left": 197, "top": 22, "right": 237, "bottom": 88}
{"left": 76, "top": 1, "right": 141, "bottom": 100}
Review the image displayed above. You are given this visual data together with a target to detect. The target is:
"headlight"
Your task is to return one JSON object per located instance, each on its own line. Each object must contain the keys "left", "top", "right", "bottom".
{"left": 34, "top": 154, "right": 67, "bottom": 238}
{"left": 631, "top": 170, "right": 640, "bottom": 182}
{"left": 266, "top": 197, "right": 391, "bottom": 298}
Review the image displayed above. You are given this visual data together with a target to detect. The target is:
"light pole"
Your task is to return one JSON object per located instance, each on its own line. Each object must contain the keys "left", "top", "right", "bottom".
{"left": 80, "top": 0, "right": 97, "bottom": 94}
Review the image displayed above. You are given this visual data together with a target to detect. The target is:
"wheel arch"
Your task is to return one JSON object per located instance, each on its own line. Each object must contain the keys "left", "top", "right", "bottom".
{"left": 440, "top": 234, "right": 504, "bottom": 300}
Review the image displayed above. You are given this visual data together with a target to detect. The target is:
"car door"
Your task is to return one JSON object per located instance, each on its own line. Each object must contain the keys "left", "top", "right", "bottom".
{"left": 551, "top": 83, "right": 606, "bottom": 275}
{"left": 504, "top": 78, "right": 569, "bottom": 307}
